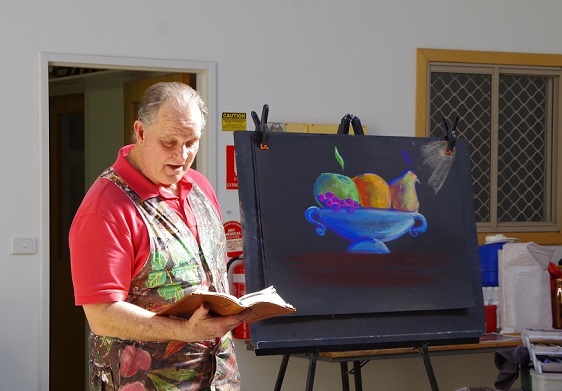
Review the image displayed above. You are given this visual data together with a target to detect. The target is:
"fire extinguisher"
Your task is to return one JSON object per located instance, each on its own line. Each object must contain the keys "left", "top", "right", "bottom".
{"left": 230, "top": 257, "right": 250, "bottom": 339}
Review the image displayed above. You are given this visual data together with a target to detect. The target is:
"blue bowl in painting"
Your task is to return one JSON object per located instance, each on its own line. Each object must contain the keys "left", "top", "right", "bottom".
{"left": 305, "top": 206, "right": 428, "bottom": 254}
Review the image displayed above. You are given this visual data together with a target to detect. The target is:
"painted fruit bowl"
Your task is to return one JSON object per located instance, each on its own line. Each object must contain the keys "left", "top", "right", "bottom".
{"left": 305, "top": 206, "right": 427, "bottom": 254}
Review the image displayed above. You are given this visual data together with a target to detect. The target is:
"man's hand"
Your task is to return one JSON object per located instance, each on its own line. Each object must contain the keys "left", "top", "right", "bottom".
{"left": 182, "top": 304, "right": 252, "bottom": 341}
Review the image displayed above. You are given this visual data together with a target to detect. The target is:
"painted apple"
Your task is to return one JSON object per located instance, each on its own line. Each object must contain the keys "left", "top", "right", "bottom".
{"left": 313, "top": 173, "right": 360, "bottom": 207}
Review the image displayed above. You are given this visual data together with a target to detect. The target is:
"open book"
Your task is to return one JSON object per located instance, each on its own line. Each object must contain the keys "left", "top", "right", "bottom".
{"left": 156, "top": 286, "right": 296, "bottom": 323}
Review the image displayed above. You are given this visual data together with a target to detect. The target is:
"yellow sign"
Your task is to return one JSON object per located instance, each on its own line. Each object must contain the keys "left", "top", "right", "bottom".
{"left": 222, "top": 112, "right": 247, "bottom": 131}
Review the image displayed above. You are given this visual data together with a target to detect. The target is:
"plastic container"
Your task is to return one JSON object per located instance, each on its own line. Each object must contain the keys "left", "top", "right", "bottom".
{"left": 478, "top": 242, "right": 506, "bottom": 286}
{"left": 484, "top": 305, "right": 497, "bottom": 333}
{"left": 531, "top": 369, "right": 562, "bottom": 391}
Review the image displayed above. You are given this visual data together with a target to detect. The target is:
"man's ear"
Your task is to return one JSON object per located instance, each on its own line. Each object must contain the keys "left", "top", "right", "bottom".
{"left": 133, "top": 120, "right": 145, "bottom": 142}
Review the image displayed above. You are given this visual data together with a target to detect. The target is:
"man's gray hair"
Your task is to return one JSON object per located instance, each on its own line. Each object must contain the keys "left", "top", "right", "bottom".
{"left": 135, "top": 81, "right": 208, "bottom": 134}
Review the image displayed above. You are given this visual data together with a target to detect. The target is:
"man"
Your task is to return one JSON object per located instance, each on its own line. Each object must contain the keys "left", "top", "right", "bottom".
{"left": 70, "top": 82, "right": 248, "bottom": 390}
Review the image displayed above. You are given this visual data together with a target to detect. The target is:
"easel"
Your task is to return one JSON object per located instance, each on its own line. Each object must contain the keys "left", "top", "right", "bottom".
{"left": 272, "top": 343, "right": 439, "bottom": 391}
{"left": 237, "top": 106, "right": 482, "bottom": 391}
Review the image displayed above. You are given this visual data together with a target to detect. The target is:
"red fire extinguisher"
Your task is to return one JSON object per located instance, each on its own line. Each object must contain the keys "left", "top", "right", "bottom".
{"left": 231, "top": 258, "right": 250, "bottom": 339}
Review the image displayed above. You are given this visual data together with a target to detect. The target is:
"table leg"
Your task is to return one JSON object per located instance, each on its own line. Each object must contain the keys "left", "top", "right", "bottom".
{"left": 352, "top": 361, "right": 363, "bottom": 391}
{"left": 340, "top": 362, "right": 350, "bottom": 391}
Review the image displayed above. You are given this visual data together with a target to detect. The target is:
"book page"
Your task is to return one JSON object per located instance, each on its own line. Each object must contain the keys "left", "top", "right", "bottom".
{"left": 239, "top": 286, "right": 293, "bottom": 308}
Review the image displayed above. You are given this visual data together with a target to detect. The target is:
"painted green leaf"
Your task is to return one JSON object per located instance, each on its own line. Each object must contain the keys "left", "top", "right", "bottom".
{"left": 146, "top": 374, "right": 181, "bottom": 391}
{"left": 335, "top": 147, "right": 345, "bottom": 172}
{"left": 150, "top": 367, "right": 199, "bottom": 381}
{"left": 147, "top": 270, "right": 168, "bottom": 288}
{"left": 158, "top": 283, "right": 184, "bottom": 301}
{"left": 151, "top": 252, "right": 168, "bottom": 271}
{"left": 171, "top": 263, "right": 200, "bottom": 285}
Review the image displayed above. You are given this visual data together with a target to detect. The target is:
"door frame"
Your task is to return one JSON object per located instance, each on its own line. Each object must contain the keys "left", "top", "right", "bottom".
{"left": 38, "top": 52, "right": 217, "bottom": 390}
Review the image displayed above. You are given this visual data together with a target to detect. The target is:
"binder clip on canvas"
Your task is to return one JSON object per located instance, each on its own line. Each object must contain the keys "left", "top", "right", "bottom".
{"left": 441, "top": 115, "right": 459, "bottom": 155}
{"left": 251, "top": 104, "right": 270, "bottom": 150}
{"left": 337, "top": 113, "right": 365, "bottom": 135}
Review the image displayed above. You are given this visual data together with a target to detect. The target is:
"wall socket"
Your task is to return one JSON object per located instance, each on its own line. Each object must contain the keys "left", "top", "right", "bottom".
{"left": 11, "top": 237, "right": 37, "bottom": 255}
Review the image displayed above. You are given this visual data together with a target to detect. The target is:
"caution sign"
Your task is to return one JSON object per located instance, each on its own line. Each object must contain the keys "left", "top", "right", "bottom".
{"left": 223, "top": 221, "right": 243, "bottom": 258}
{"left": 222, "top": 112, "right": 246, "bottom": 131}
{"left": 226, "top": 145, "right": 238, "bottom": 190}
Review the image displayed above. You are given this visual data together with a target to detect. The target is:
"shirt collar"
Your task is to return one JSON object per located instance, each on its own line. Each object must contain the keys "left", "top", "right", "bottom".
{"left": 113, "top": 145, "right": 193, "bottom": 200}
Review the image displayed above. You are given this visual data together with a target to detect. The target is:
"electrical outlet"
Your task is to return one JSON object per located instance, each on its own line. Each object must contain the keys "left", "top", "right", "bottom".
{"left": 11, "top": 237, "right": 37, "bottom": 255}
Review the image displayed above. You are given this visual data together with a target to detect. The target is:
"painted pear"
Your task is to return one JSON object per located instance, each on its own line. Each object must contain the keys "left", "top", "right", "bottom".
{"left": 388, "top": 170, "right": 420, "bottom": 212}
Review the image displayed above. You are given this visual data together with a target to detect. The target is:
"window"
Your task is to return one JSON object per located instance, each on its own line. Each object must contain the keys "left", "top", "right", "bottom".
{"left": 416, "top": 49, "right": 561, "bottom": 245}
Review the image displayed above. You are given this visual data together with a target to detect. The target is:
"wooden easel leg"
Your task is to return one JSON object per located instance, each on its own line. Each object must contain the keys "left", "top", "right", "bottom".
{"left": 274, "top": 354, "right": 290, "bottom": 391}
{"left": 305, "top": 352, "right": 319, "bottom": 391}
{"left": 340, "top": 362, "right": 350, "bottom": 391}
{"left": 352, "top": 361, "right": 363, "bottom": 391}
{"left": 420, "top": 344, "right": 439, "bottom": 391}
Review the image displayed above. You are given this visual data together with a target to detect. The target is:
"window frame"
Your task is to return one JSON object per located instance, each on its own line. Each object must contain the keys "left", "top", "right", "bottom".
{"left": 416, "top": 48, "right": 562, "bottom": 245}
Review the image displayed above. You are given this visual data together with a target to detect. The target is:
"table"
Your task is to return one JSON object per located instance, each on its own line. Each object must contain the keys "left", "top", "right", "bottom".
{"left": 271, "top": 334, "right": 523, "bottom": 391}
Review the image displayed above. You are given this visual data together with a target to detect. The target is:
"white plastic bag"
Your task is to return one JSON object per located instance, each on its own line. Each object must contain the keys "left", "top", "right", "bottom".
{"left": 499, "top": 242, "right": 554, "bottom": 334}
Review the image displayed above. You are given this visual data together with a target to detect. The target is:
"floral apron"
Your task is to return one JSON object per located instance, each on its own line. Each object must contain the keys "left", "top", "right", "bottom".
{"left": 88, "top": 168, "right": 240, "bottom": 391}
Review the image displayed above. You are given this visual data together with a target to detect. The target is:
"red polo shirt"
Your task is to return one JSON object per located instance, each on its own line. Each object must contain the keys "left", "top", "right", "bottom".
{"left": 69, "top": 145, "right": 221, "bottom": 305}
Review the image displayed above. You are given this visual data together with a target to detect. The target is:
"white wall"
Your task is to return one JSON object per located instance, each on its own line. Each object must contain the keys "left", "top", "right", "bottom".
{"left": 3, "top": 0, "right": 562, "bottom": 390}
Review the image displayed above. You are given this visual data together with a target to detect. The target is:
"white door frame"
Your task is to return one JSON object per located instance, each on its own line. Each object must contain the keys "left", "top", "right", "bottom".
{"left": 38, "top": 52, "right": 217, "bottom": 390}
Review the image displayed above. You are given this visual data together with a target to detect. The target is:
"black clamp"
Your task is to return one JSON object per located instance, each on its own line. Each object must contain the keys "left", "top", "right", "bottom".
{"left": 441, "top": 116, "right": 459, "bottom": 155}
{"left": 251, "top": 104, "right": 270, "bottom": 150}
{"left": 337, "top": 113, "right": 365, "bottom": 135}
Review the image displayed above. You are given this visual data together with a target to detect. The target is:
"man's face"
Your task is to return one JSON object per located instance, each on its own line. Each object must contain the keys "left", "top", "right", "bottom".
{"left": 135, "top": 100, "right": 202, "bottom": 188}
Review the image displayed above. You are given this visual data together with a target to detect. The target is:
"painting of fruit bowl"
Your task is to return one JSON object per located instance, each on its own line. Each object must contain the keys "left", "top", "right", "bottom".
{"left": 305, "top": 147, "right": 427, "bottom": 253}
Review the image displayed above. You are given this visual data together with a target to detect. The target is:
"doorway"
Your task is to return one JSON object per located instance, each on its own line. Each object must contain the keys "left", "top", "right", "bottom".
{"left": 49, "top": 93, "right": 87, "bottom": 389}
{"left": 43, "top": 54, "right": 216, "bottom": 390}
